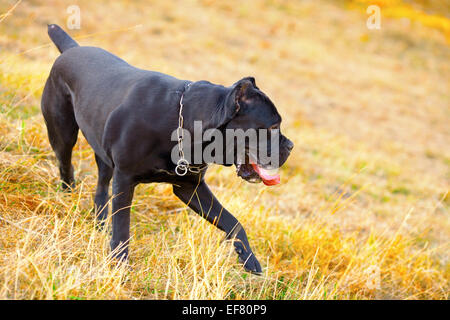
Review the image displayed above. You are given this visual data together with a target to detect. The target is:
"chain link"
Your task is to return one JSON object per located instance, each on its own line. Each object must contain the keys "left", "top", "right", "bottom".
{"left": 175, "top": 83, "right": 208, "bottom": 176}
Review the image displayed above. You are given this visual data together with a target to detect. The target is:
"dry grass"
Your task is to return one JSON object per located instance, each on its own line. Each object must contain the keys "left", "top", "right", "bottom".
{"left": 0, "top": 0, "right": 448, "bottom": 299}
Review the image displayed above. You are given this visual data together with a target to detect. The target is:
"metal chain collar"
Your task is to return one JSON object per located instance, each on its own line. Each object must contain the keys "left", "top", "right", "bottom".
{"left": 175, "top": 83, "right": 208, "bottom": 176}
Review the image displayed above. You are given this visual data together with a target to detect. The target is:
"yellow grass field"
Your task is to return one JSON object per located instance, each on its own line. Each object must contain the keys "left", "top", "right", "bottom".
{"left": 0, "top": 0, "right": 448, "bottom": 299}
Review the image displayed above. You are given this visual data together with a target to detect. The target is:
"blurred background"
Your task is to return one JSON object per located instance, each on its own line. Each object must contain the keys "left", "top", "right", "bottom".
{"left": 0, "top": 0, "right": 448, "bottom": 299}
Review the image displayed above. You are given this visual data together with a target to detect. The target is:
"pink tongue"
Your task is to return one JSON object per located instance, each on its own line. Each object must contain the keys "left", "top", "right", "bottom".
{"left": 251, "top": 163, "right": 280, "bottom": 186}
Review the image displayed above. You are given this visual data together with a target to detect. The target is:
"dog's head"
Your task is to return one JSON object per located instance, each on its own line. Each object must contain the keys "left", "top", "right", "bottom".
{"left": 220, "top": 77, "right": 294, "bottom": 185}
{"left": 182, "top": 77, "right": 293, "bottom": 184}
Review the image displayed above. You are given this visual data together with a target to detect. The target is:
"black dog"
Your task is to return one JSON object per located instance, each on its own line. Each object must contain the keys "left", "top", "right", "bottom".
{"left": 42, "top": 25, "right": 293, "bottom": 273}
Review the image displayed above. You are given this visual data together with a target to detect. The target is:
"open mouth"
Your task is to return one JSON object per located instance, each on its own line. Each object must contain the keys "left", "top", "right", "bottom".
{"left": 236, "top": 162, "right": 280, "bottom": 186}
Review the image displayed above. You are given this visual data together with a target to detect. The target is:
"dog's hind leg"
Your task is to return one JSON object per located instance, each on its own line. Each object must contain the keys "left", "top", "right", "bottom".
{"left": 94, "top": 154, "right": 113, "bottom": 227}
{"left": 41, "top": 78, "right": 79, "bottom": 190}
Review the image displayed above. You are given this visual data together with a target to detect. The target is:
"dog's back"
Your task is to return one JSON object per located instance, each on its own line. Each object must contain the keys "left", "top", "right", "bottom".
{"left": 43, "top": 25, "right": 188, "bottom": 170}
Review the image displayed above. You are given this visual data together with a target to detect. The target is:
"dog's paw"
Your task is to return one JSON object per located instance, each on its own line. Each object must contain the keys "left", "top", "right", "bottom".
{"left": 110, "top": 241, "right": 129, "bottom": 262}
{"left": 237, "top": 250, "right": 262, "bottom": 275}
{"left": 61, "top": 181, "right": 75, "bottom": 192}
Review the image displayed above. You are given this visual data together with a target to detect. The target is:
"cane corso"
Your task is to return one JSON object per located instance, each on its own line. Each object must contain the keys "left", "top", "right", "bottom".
{"left": 42, "top": 24, "right": 293, "bottom": 273}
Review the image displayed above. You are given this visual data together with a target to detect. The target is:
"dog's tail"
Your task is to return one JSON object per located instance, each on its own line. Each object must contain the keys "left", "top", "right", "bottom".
{"left": 47, "top": 24, "right": 79, "bottom": 53}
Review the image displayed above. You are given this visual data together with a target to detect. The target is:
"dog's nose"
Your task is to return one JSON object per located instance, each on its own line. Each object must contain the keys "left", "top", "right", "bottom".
{"left": 286, "top": 139, "right": 294, "bottom": 152}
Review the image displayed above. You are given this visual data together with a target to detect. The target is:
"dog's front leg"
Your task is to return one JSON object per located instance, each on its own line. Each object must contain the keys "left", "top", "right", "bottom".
{"left": 173, "top": 180, "right": 262, "bottom": 274}
{"left": 110, "top": 170, "right": 136, "bottom": 261}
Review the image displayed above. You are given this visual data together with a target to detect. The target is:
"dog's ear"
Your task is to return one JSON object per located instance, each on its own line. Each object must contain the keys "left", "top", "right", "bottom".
{"left": 235, "top": 77, "right": 258, "bottom": 90}
{"left": 225, "top": 77, "right": 258, "bottom": 116}
{"left": 188, "top": 78, "right": 257, "bottom": 131}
